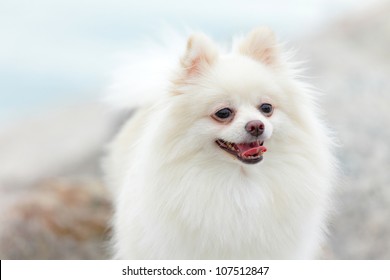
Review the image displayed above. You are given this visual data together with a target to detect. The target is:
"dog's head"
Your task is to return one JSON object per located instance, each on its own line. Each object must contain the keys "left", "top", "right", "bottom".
{"left": 165, "top": 27, "right": 306, "bottom": 166}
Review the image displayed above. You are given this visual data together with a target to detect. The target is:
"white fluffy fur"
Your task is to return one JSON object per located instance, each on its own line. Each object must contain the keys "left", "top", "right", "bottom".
{"left": 104, "top": 28, "right": 336, "bottom": 259}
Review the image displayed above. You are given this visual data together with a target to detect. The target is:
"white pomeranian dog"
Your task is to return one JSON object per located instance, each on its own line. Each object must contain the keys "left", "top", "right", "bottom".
{"left": 104, "top": 27, "right": 337, "bottom": 259}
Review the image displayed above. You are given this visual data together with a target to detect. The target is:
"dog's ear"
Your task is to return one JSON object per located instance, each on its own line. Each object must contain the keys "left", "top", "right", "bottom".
{"left": 238, "top": 27, "right": 279, "bottom": 66}
{"left": 180, "top": 33, "right": 218, "bottom": 77}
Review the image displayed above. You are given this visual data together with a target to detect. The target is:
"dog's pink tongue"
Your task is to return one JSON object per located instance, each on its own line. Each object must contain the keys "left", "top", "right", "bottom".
{"left": 237, "top": 143, "right": 267, "bottom": 157}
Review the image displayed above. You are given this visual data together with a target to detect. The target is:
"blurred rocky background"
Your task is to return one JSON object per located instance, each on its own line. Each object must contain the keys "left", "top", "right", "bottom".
{"left": 0, "top": 103, "right": 124, "bottom": 259}
{"left": 1, "top": 0, "right": 389, "bottom": 259}
{"left": 301, "top": 2, "right": 390, "bottom": 259}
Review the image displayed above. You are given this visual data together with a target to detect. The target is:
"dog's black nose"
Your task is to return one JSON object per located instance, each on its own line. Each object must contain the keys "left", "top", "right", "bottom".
{"left": 245, "top": 120, "right": 264, "bottom": 137}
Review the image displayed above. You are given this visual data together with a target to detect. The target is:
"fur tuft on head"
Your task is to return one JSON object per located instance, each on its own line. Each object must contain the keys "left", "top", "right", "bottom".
{"left": 180, "top": 33, "right": 219, "bottom": 77}
{"left": 237, "top": 26, "right": 279, "bottom": 66}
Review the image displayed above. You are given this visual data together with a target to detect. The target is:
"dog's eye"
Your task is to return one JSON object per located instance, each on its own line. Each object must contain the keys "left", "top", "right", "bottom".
{"left": 214, "top": 108, "right": 233, "bottom": 120}
{"left": 259, "top": 103, "right": 273, "bottom": 116}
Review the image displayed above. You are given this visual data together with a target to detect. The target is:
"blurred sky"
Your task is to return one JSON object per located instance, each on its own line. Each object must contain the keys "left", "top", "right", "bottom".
{"left": 0, "top": 0, "right": 382, "bottom": 124}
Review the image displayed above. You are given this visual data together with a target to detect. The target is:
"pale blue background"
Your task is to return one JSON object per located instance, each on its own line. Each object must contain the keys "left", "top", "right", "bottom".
{"left": 0, "top": 0, "right": 375, "bottom": 123}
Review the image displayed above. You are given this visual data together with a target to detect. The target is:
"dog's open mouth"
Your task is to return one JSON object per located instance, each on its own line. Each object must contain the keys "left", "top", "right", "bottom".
{"left": 215, "top": 139, "right": 267, "bottom": 164}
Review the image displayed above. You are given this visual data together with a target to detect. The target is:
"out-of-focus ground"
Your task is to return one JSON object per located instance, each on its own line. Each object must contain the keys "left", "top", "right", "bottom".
{"left": 300, "top": 2, "right": 390, "bottom": 259}
{"left": 0, "top": 103, "right": 126, "bottom": 259}
{"left": 1, "top": 3, "right": 389, "bottom": 259}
